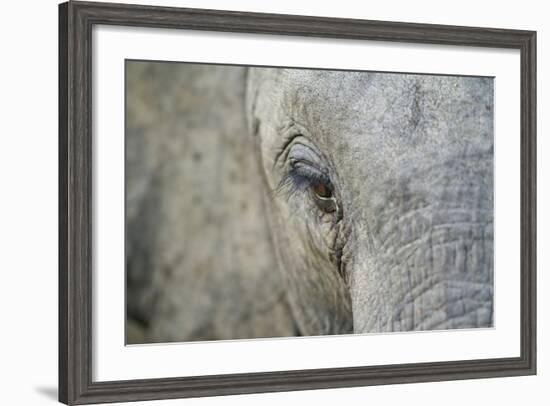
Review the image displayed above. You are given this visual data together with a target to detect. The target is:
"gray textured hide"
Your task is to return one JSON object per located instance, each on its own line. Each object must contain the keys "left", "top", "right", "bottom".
{"left": 247, "top": 69, "right": 493, "bottom": 335}
{"left": 126, "top": 62, "right": 296, "bottom": 343}
{"left": 127, "top": 62, "right": 494, "bottom": 343}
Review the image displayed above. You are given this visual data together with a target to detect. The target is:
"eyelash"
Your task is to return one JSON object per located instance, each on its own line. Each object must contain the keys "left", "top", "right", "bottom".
{"left": 276, "top": 163, "right": 333, "bottom": 198}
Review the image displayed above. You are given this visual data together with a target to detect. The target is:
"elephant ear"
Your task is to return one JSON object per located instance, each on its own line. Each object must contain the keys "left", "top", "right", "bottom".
{"left": 126, "top": 61, "right": 296, "bottom": 343}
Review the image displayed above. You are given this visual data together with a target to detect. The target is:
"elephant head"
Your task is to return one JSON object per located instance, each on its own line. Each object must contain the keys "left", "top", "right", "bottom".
{"left": 246, "top": 68, "right": 494, "bottom": 336}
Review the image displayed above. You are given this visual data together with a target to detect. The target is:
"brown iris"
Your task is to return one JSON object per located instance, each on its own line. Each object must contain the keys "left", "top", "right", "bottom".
{"left": 311, "top": 182, "right": 333, "bottom": 199}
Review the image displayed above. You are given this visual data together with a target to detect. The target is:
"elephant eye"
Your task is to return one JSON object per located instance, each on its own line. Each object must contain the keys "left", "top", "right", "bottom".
{"left": 277, "top": 160, "right": 338, "bottom": 215}
{"left": 310, "top": 182, "right": 337, "bottom": 213}
{"left": 311, "top": 183, "right": 332, "bottom": 199}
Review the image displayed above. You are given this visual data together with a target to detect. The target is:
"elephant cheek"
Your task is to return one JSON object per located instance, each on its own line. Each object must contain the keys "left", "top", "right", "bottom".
{"left": 349, "top": 213, "right": 494, "bottom": 333}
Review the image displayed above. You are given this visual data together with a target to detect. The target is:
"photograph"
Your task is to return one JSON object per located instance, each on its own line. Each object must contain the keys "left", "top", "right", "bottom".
{"left": 125, "top": 61, "right": 495, "bottom": 344}
{"left": 55, "top": 1, "right": 537, "bottom": 404}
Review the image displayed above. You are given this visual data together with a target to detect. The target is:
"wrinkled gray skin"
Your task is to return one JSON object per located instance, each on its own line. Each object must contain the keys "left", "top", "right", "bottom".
{"left": 127, "top": 62, "right": 493, "bottom": 342}
{"left": 246, "top": 69, "right": 493, "bottom": 335}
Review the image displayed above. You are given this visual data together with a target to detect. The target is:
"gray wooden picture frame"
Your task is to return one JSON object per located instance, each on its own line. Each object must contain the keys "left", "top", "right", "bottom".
{"left": 58, "top": 1, "right": 537, "bottom": 404}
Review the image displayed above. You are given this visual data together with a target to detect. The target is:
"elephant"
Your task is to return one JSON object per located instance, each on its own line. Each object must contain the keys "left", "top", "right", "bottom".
{"left": 126, "top": 61, "right": 493, "bottom": 343}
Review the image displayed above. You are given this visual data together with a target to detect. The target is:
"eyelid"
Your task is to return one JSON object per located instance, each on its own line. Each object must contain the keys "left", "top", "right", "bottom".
{"left": 287, "top": 142, "right": 325, "bottom": 167}
{"left": 290, "top": 162, "right": 332, "bottom": 188}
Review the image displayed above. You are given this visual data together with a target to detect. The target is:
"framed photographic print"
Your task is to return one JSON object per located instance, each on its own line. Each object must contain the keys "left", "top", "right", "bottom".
{"left": 58, "top": 1, "right": 536, "bottom": 404}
